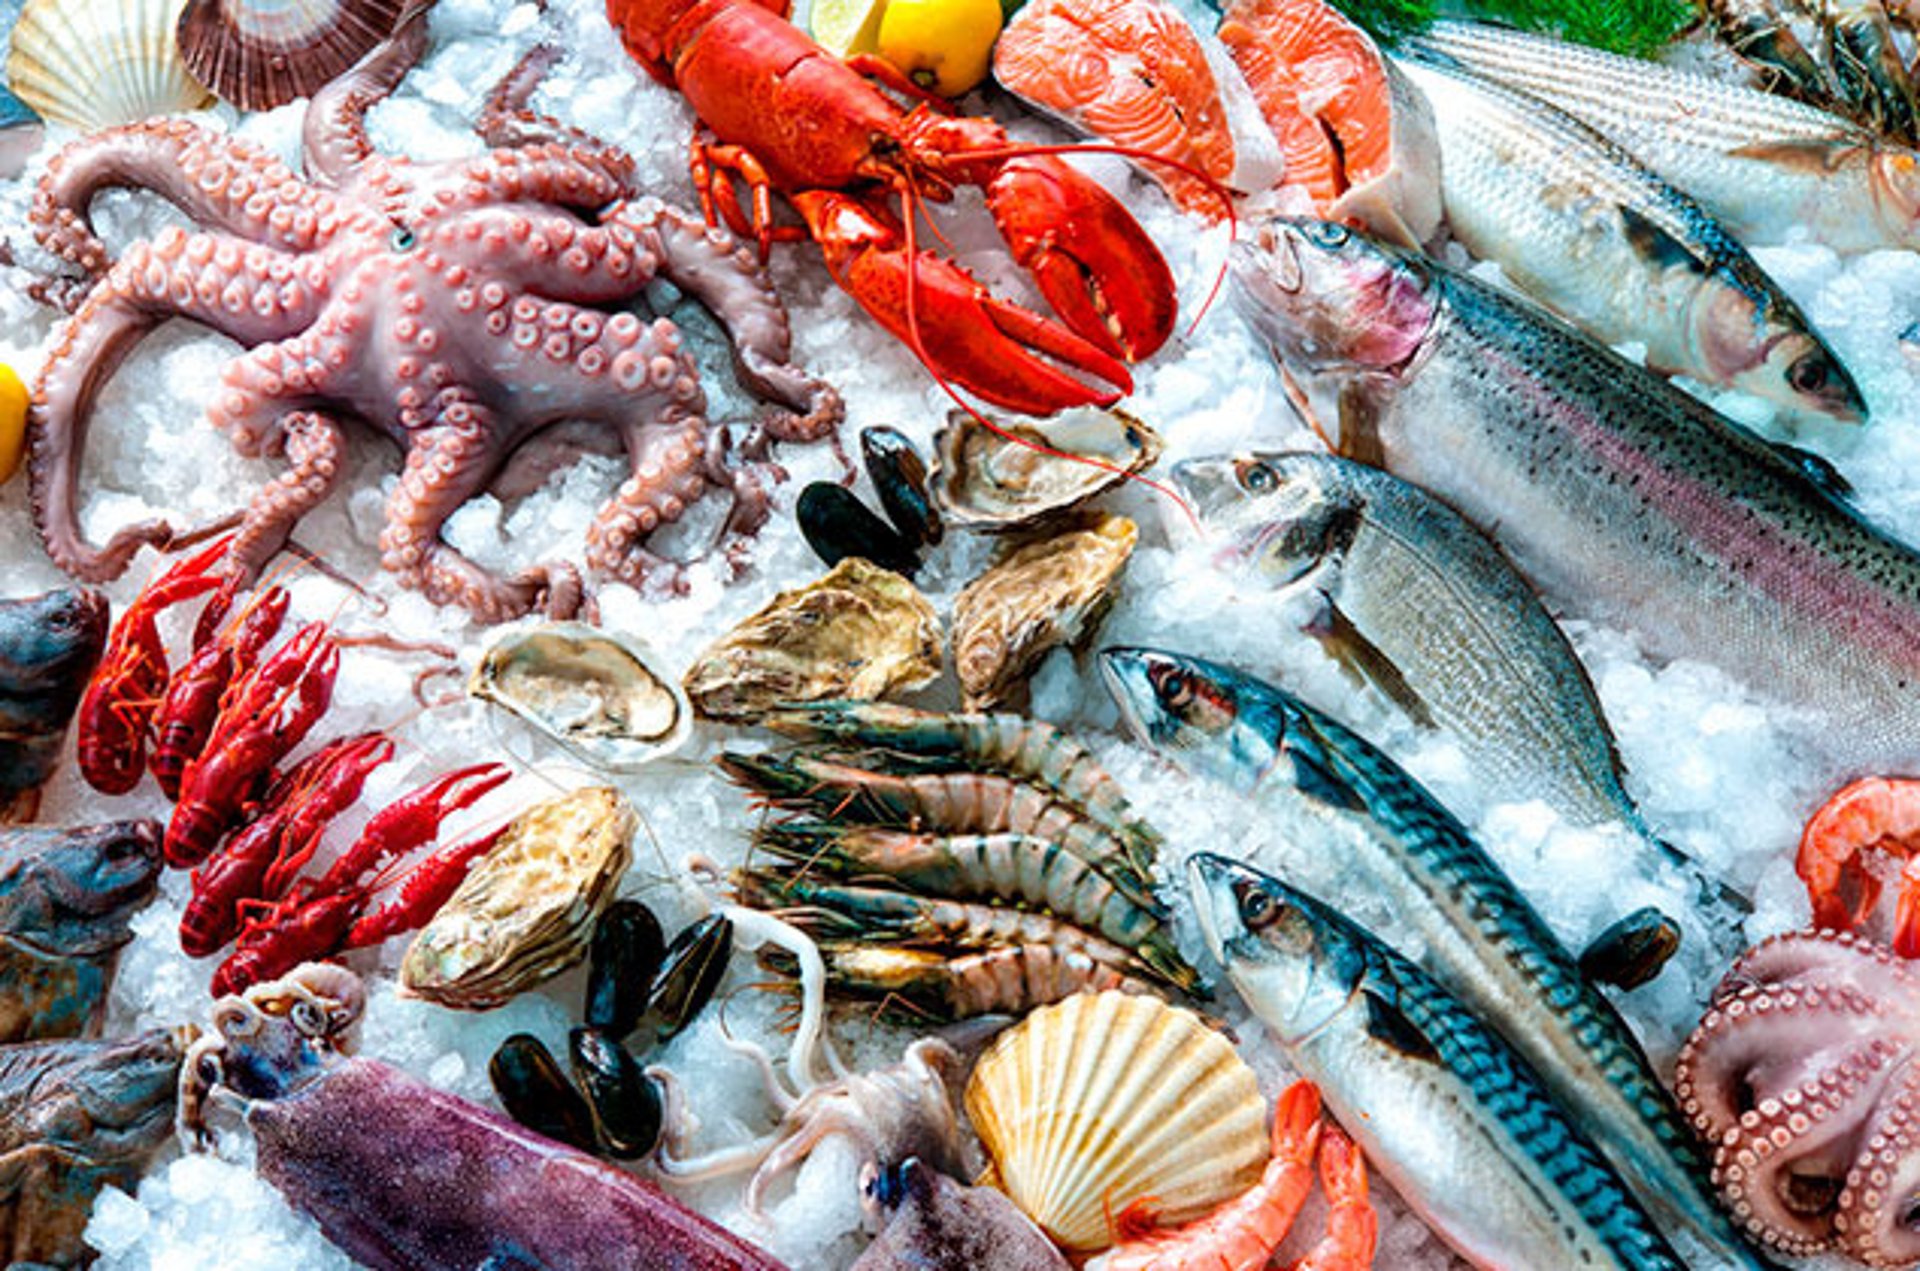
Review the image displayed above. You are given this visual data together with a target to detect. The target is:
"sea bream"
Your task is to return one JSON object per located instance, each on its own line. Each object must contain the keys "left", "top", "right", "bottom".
{"left": 1188, "top": 852, "right": 1687, "bottom": 1270}
{"left": 1232, "top": 217, "right": 1920, "bottom": 778}
{"left": 1100, "top": 647, "right": 1770, "bottom": 1269}
{"left": 1407, "top": 20, "right": 1920, "bottom": 253}
{"left": 1396, "top": 55, "right": 1864, "bottom": 427}
{"left": 1171, "top": 450, "right": 1731, "bottom": 908}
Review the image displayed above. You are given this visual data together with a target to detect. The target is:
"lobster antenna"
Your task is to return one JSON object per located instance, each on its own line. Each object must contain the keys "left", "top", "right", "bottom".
{"left": 893, "top": 175, "right": 1202, "bottom": 533}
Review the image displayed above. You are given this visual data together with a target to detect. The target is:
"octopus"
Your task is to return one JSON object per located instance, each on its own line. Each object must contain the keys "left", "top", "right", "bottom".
{"left": 1675, "top": 928, "right": 1920, "bottom": 1267}
{"left": 25, "top": 5, "right": 842, "bottom": 622}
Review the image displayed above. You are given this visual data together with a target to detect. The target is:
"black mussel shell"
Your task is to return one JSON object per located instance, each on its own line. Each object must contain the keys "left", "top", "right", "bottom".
{"left": 587, "top": 900, "right": 667, "bottom": 1040}
{"left": 489, "top": 1033, "right": 598, "bottom": 1153}
{"left": 798, "top": 483, "right": 920, "bottom": 577}
{"left": 1578, "top": 906, "right": 1682, "bottom": 991}
{"left": 645, "top": 913, "right": 733, "bottom": 1043}
{"left": 861, "top": 427, "right": 943, "bottom": 547}
{"left": 569, "top": 1025, "right": 664, "bottom": 1159}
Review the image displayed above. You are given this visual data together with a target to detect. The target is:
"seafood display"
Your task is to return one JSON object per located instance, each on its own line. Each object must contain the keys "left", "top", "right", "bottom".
{"left": 0, "top": 822, "right": 162, "bottom": 1043}
{"left": 0, "top": 587, "right": 105, "bottom": 818}
{"left": 1676, "top": 929, "right": 1920, "bottom": 1265}
{"left": 12, "top": 0, "right": 1920, "bottom": 1266}
{"left": 29, "top": 11, "right": 841, "bottom": 620}
{"left": 0, "top": 1028, "right": 185, "bottom": 1267}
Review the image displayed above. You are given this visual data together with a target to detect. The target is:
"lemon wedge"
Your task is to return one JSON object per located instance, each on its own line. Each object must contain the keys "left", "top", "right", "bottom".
{"left": 811, "top": 0, "right": 889, "bottom": 57}
{"left": 0, "top": 362, "right": 26, "bottom": 485}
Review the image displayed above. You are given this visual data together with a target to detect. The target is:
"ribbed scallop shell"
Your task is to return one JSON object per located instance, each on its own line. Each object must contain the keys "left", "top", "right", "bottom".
{"left": 8, "top": 0, "right": 213, "bottom": 130}
{"left": 964, "top": 990, "right": 1268, "bottom": 1251}
{"left": 176, "top": 0, "right": 405, "bottom": 112}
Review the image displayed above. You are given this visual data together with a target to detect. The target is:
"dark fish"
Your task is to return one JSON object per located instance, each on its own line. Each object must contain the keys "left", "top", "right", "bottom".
{"left": 0, "top": 588, "right": 107, "bottom": 819}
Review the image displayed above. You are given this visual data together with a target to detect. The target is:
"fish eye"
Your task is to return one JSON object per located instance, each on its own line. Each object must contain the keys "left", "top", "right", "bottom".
{"left": 196, "top": 1053, "right": 224, "bottom": 1085}
{"left": 1788, "top": 355, "right": 1831, "bottom": 394}
{"left": 1304, "top": 222, "right": 1351, "bottom": 249}
{"left": 390, "top": 226, "right": 418, "bottom": 252}
{"left": 1149, "top": 665, "right": 1191, "bottom": 710}
{"left": 1234, "top": 879, "right": 1280, "bottom": 929}
{"left": 290, "top": 1000, "right": 328, "bottom": 1037}
{"left": 1237, "top": 460, "right": 1279, "bottom": 494}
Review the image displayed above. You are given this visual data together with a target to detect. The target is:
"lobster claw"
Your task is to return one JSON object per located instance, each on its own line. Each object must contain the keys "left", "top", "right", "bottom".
{"left": 985, "top": 156, "right": 1179, "bottom": 364}
{"left": 791, "top": 190, "right": 1133, "bottom": 416}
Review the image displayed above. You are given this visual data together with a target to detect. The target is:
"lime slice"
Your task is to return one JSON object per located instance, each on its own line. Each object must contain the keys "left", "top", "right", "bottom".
{"left": 810, "top": 0, "right": 888, "bottom": 57}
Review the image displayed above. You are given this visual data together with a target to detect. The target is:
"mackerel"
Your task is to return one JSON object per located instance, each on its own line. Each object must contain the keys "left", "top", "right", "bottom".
{"left": 1232, "top": 218, "right": 1920, "bottom": 776}
{"left": 1397, "top": 55, "right": 1864, "bottom": 426}
{"left": 1189, "top": 852, "right": 1687, "bottom": 1269}
{"left": 1101, "top": 647, "right": 1770, "bottom": 1269}
{"left": 1409, "top": 19, "right": 1920, "bottom": 252}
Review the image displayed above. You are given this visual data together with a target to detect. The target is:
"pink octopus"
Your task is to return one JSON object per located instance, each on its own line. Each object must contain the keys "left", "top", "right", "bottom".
{"left": 1676, "top": 928, "right": 1920, "bottom": 1267}
{"left": 25, "top": 4, "right": 841, "bottom": 621}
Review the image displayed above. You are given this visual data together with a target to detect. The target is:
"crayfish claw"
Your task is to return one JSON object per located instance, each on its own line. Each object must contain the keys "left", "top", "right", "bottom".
{"left": 986, "top": 156, "right": 1179, "bottom": 365}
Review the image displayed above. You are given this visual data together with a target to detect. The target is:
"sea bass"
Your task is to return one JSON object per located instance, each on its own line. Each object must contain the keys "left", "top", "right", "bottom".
{"left": 1233, "top": 218, "right": 1920, "bottom": 777}
{"left": 1397, "top": 55, "right": 1864, "bottom": 427}
{"left": 1189, "top": 852, "right": 1686, "bottom": 1270}
{"left": 1408, "top": 20, "right": 1920, "bottom": 252}
{"left": 1101, "top": 647, "right": 1769, "bottom": 1269}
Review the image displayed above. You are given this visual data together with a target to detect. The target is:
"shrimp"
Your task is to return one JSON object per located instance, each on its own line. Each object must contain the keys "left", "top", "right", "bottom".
{"left": 1797, "top": 775, "right": 1920, "bottom": 955}
{"left": 1090, "top": 1081, "right": 1376, "bottom": 1271}
{"left": 763, "top": 943, "right": 1158, "bottom": 1021}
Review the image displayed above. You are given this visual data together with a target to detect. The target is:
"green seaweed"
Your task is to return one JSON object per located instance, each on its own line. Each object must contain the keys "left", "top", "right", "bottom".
{"left": 1198, "top": 0, "right": 1695, "bottom": 58}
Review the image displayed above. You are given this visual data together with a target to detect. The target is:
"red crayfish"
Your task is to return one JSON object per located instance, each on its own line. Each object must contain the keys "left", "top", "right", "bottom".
{"left": 606, "top": 0, "right": 1180, "bottom": 415}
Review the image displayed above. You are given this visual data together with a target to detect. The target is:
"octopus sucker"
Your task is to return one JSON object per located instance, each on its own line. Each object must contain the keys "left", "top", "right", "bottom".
{"left": 25, "top": 11, "right": 841, "bottom": 622}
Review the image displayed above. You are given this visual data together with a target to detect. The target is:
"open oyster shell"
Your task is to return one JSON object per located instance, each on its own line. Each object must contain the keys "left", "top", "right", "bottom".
{"left": 683, "top": 558, "right": 944, "bottom": 723}
{"left": 965, "top": 991, "right": 1268, "bottom": 1252}
{"left": 952, "top": 513, "right": 1137, "bottom": 710}
{"left": 932, "top": 407, "right": 1164, "bottom": 532}
{"left": 400, "top": 785, "right": 635, "bottom": 1011}
{"left": 468, "top": 623, "right": 689, "bottom": 772}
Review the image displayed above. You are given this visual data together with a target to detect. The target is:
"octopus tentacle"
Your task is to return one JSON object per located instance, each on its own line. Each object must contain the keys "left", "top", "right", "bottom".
{"left": 422, "top": 206, "right": 658, "bottom": 303}
{"left": 1728, "top": 928, "right": 1920, "bottom": 1006}
{"left": 445, "top": 146, "right": 632, "bottom": 217}
{"left": 31, "top": 121, "right": 334, "bottom": 278}
{"left": 586, "top": 414, "right": 712, "bottom": 593}
{"left": 29, "top": 230, "right": 325, "bottom": 582}
{"left": 1837, "top": 1061, "right": 1920, "bottom": 1266}
{"left": 303, "top": 0, "right": 434, "bottom": 186}
{"left": 474, "top": 43, "right": 635, "bottom": 168}
{"left": 607, "top": 196, "right": 846, "bottom": 443}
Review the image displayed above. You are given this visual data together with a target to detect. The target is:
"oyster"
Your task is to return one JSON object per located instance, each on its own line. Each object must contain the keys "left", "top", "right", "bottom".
{"left": 400, "top": 786, "right": 635, "bottom": 1011}
{"left": 683, "top": 558, "right": 944, "bottom": 723}
{"left": 952, "top": 514, "right": 1137, "bottom": 710}
{"left": 468, "top": 623, "right": 689, "bottom": 772}
{"left": 933, "top": 407, "right": 1164, "bottom": 532}
{"left": 965, "top": 991, "right": 1268, "bottom": 1252}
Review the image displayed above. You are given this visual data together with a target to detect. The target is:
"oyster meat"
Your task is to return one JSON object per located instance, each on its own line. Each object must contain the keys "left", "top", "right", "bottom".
{"left": 401, "top": 786, "right": 635, "bottom": 1011}
{"left": 952, "top": 514, "right": 1137, "bottom": 710}
{"left": 683, "top": 558, "right": 944, "bottom": 723}
{"left": 469, "top": 623, "right": 689, "bottom": 772}
{"left": 933, "top": 408, "right": 1163, "bottom": 532}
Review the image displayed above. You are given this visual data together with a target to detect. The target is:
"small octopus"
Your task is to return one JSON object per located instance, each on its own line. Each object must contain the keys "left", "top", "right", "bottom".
{"left": 1676, "top": 928, "right": 1920, "bottom": 1267}
{"left": 27, "top": 4, "right": 841, "bottom": 622}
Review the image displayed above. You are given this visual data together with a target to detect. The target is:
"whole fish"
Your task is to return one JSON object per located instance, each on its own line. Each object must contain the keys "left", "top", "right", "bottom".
{"left": 1233, "top": 217, "right": 1920, "bottom": 777}
{"left": 1398, "top": 56, "right": 1864, "bottom": 427}
{"left": 1173, "top": 451, "right": 1723, "bottom": 890}
{"left": 1100, "top": 647, "right": 1770, "bottom": 1269}
{"left": 1408, "top": 19, "right": 1920, "bottom": 252}
{"left": 1188, "top": 852, "right": 1685, "bottom": 1269}
{"left": 0, "top": 588, "right": 107, "bottom": 820}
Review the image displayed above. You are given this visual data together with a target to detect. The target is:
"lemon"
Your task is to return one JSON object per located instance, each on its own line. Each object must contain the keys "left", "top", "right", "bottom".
{"left": 876, "top": 0, "right": 1003, "bottom": 97}
{"left": 0, "top": 363, "right": 25, "bottom": 486}
{"left": 811, "top": 0, "right": 888, "bottom": 57}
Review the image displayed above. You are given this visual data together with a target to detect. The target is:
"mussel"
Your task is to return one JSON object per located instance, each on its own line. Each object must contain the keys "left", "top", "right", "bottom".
{"left": 798, "top": 482, "right": 921, "bottom": 577}
{"left": 586, "top": 900, "right": 667, "bottom": 1041}
{"left": 646, "top": 913, "right": 733, "bottom": 1043}
{"left": 862, "top": 427, "right": 943, "bottom": 547}
{"left": 570, "top": 1026, "right": 664, "bottom": 1159}
{"left": 489, "top": 1032, "right": 598, "bottom": 1154}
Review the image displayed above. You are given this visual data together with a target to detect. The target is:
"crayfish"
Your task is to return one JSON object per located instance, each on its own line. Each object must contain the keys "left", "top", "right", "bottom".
{"left": 606, "top": 0, "right": 1180, "bottom": 416}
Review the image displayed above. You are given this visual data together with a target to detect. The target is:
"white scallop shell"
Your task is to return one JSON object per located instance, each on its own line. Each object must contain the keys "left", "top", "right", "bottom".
{"left": 8, "top": 0, "right": 213, "bottom": 130}
{"left": 964, "top": 990, "right": 1269, "bottom": 1251}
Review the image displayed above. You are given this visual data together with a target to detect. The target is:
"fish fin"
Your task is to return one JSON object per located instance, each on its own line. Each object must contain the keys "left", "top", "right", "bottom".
{"left": 1578, "top": 905, "right": 1681, "bottom": 990}
{"left": 1337, "top": 381, "right": 1389, "bottom": 468}
{"left": 1774, "top": 441, "right": 1855, "bottom": 499}
{"left": 1280, "top": 725, "right": 1370, "bottom": 814}
{"left": 1362, "top": 987, "right": 1441, "bottom": 1062}
{"left": 1617, "top": 205, "right": 1709, "bottom": 276}
{"left": 1303, "top": 593, "right": 1437, "bottom": 729}
{"left": 1728, "top": 138, "right": 1861, "bottom": 173}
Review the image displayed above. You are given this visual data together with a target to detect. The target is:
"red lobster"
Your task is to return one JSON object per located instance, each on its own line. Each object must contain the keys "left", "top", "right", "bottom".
{"left": 606, "top": 0, "right": 1179, "bottom": 415}
{"left": 207, "top": 761, "right": 513, "bottom": 996}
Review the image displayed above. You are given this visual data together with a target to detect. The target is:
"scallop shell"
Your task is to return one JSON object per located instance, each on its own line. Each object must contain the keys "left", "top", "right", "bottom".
{"left": 933, "top": 407, "right": 1164, "bottom": 532}
{"left": 8, "top": 0, "right": 213, "bottom": 131}
{"left": 964, "top": 991, "right": 1268, "bottom": 1251}
{"left": 952, "top": 513, "right": 1136, "bottom": 710}
{"left": 176, "top": 0, "right": 405, "bottom": 112}
{"left": 399, "top": 785, "right": 635, "bottom": 1011}
{"left": 682, "top": 558, "right": 944, "bottom": 723}
{"left": 468, "top": 622, "right": 690, "bottom": 772}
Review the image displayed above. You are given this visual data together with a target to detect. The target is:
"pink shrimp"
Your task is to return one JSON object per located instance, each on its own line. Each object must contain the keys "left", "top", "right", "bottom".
{"left": 1088, "top": 1080, "right": 1375, "bottom": 1271}
{"left": 1797, "top": 775, "right": 1920, "bottom": 956}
